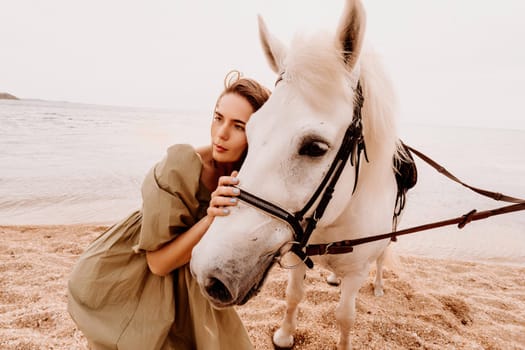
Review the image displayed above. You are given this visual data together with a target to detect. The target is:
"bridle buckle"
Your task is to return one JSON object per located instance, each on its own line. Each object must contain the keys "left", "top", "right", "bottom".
{"left": 324, "top": 242, "right": 334, "bottom": 255}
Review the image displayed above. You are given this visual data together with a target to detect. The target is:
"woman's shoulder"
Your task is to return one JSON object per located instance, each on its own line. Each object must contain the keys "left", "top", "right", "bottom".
{"left": 165, "top": 143, "right": 209, "bottom": 169}
{"left": 166, "top": 143, "right": 198, "bottom": 161}
{"left": 153, "top": 144, "right": 202, "bottom": 183}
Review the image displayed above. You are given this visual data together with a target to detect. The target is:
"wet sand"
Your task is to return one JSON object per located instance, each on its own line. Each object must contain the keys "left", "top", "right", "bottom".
{"left": 1, "top": 224, "right": 524, "bottom": 349}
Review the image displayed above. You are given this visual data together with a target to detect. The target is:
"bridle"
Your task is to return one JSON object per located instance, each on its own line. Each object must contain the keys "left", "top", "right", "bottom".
{"left": 236, "top": 81, "right": 367, "bottom": 268}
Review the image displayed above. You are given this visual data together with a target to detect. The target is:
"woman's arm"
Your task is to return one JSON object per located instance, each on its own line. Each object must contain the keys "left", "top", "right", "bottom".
{"left": 146, "top": 173, "right": 240, "bottom": 276}
{"left": 146, "top": 215, "right": 213, "bottom": 276}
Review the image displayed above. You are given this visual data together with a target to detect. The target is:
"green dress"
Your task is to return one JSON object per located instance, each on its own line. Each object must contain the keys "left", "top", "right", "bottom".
{"left": 67, "top": 144, "right": 253, "bottom": 350}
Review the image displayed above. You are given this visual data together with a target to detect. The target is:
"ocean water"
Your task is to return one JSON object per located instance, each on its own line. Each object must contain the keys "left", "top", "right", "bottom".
{"left": 397, "top": 125, "right": 525, "bottom": 266}
{"left": 1, "top": 99, "right": 524, "bottom": 265}
{"left": 0, "top": 99, "right": 211, "bottom": 225}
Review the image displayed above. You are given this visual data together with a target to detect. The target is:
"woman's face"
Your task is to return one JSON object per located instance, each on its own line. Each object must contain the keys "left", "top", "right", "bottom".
{"left": 211, "top": 92, "right": 253, "bottom": 163}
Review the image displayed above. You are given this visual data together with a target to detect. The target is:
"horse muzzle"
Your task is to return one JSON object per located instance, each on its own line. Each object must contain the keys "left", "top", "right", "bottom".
{"left": 191, "top": 249, "right": 276, "bottom": 307}
{"left": 190, "top": 207, "right": 291, "bottom": 307}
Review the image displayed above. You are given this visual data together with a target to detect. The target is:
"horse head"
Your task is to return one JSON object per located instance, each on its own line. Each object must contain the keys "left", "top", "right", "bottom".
{"left": 191, "top": 0, "right": 398, "bottom": 309}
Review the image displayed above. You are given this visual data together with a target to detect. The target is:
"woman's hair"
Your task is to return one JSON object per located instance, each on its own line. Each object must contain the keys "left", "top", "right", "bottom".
{"left": 217, "top": 70, "right": 271, "bottom": 112}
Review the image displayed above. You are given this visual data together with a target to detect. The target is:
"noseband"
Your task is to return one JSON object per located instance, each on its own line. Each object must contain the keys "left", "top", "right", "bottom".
{"left": 236, "top": 82, "right": 367, "bottom": 268}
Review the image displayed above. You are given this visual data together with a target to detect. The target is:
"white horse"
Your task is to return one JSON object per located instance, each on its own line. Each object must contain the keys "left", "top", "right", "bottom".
{"left": 191, "top": 0, "right": 405, "bottom": 348}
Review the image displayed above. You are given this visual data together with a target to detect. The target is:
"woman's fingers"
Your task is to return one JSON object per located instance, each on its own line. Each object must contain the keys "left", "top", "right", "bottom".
{"left": 218, "top": 174, "right": 240, "bottom": 187}
{"left": 208, "top": 173, "right": 241, "bottom": 217}
{"left": 207, "top": 206, "right": 231, "bottom": 217}
{"left": 210, "top": 195, "right": 238, "bottom": 208}
{"left": 213, "top": 185, "right": 240, "bottom": 198}
{"left": 207, "top": 197, "right": 237, "bottom": 216}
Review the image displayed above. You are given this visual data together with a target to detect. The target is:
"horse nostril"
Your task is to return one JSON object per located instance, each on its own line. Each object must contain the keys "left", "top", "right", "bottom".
{"left": 204, "top": 277, "right": 233, "bottom": 303}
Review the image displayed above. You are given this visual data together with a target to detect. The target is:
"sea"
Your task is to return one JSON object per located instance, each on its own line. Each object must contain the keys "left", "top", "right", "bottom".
{"left": 1, "top": 99, "right": 524, "bottom": 266}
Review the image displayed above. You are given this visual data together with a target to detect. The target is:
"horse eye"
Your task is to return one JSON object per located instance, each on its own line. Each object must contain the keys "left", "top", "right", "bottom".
{"left": 298, "top": 140, "right": 329, "bottom": 157}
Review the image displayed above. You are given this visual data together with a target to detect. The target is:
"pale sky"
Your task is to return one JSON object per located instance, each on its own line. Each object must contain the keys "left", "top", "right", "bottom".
{"left": 2, "top": 0, "right": 525, "bottom": 129}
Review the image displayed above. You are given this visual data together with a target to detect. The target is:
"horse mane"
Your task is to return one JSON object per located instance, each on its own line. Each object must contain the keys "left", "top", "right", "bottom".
{"left": 359, "top": 48, "right": 401, "bottom": 166}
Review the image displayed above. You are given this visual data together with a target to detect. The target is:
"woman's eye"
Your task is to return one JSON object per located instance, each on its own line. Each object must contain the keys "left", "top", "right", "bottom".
{"left": 234, "top": 124, "right": 245, "bottom": 131}
{"left": 298, "top": 141, "right": 329, "bottom": 157}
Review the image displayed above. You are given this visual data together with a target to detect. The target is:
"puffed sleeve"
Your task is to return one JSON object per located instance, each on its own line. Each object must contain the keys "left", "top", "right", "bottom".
{"left": 134, "top": 144, "right": 203, "bottom": 253}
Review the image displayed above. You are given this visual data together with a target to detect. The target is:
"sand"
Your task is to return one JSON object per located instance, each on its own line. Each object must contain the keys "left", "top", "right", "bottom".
{"left": 1, "top": 224, "right": 524, "bottom": 350}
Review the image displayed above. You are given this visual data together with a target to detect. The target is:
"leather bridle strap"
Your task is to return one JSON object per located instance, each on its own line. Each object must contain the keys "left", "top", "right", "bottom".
{"left": 305, "top": 202, "right": 525, "bottom": 256}
{"left": 406, "top": 145, "right": 525, "bottom": 204}
{"left": 294, "top": 82, "right": 366, "bottom": 222}
{"left": 236, "top": 189, "right": 304, "bottom": 239}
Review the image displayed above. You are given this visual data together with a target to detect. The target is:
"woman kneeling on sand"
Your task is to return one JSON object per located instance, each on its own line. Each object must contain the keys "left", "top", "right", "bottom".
{"left": 67, "top": 71, "right": 271, "bottom": 350}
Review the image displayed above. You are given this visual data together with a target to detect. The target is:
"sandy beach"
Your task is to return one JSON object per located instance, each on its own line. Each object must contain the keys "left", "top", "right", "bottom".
{"left": 1, "top": 224, "right": 524, "bottom": 349}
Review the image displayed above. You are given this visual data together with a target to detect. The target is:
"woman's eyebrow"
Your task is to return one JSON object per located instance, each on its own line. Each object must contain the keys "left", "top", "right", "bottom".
{"left": 215, "top": 110, "right": 246, "bottom": 125}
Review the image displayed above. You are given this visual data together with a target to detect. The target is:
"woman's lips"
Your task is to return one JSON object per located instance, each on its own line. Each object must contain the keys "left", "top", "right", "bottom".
{"left": 214, "top": 143, "right": 227, "bottom": 153}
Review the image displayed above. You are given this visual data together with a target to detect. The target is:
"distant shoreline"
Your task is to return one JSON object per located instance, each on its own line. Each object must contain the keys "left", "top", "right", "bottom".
{"left": 0, "top": 92, "right": 19, "bottom": 100}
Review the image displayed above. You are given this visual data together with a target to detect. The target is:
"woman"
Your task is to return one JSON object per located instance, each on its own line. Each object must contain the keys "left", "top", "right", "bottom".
{"left": 67, "top": 71, "right": 271, "bottom": 350}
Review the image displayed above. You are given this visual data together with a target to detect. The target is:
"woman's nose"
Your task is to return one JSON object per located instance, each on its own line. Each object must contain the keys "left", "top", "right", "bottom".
{"left": 217, "top": 124, "right": 229, "bottom": 140}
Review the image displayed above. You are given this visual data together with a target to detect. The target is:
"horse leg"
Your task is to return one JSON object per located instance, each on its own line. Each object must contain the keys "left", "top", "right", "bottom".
{"left": 272, "top": 263, "right": 307, "bottom": 349}
{"left": 326, "top": 271, "right": 341, "bottom": 286}
{"left": 373, "top": 250, "right": 386, "bottom": 297}
{"left": 336, "top": 269, "right": 368, "bottom": 350}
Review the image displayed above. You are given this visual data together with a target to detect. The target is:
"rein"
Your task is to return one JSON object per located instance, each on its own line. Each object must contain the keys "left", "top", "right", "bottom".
{"left": 304, "top": 146, "right": 525, "bottom": 256}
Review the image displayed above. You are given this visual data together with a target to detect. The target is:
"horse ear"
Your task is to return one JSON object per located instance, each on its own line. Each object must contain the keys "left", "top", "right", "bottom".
{"left": 258, "top": 15, "right": 287, "bottom": 74}
{"left": 336, "top": 0, "right": 366, "bottom": 71}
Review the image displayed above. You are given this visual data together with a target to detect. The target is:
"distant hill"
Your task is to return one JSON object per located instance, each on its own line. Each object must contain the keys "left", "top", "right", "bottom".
{"left": 0, "top": 92, "right": 19, "bottom": 100}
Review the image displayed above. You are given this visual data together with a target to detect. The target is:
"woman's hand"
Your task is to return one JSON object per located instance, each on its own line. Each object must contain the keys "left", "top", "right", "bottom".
{"left": 207, "top": 171, "right": 240, "bottom": 217}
